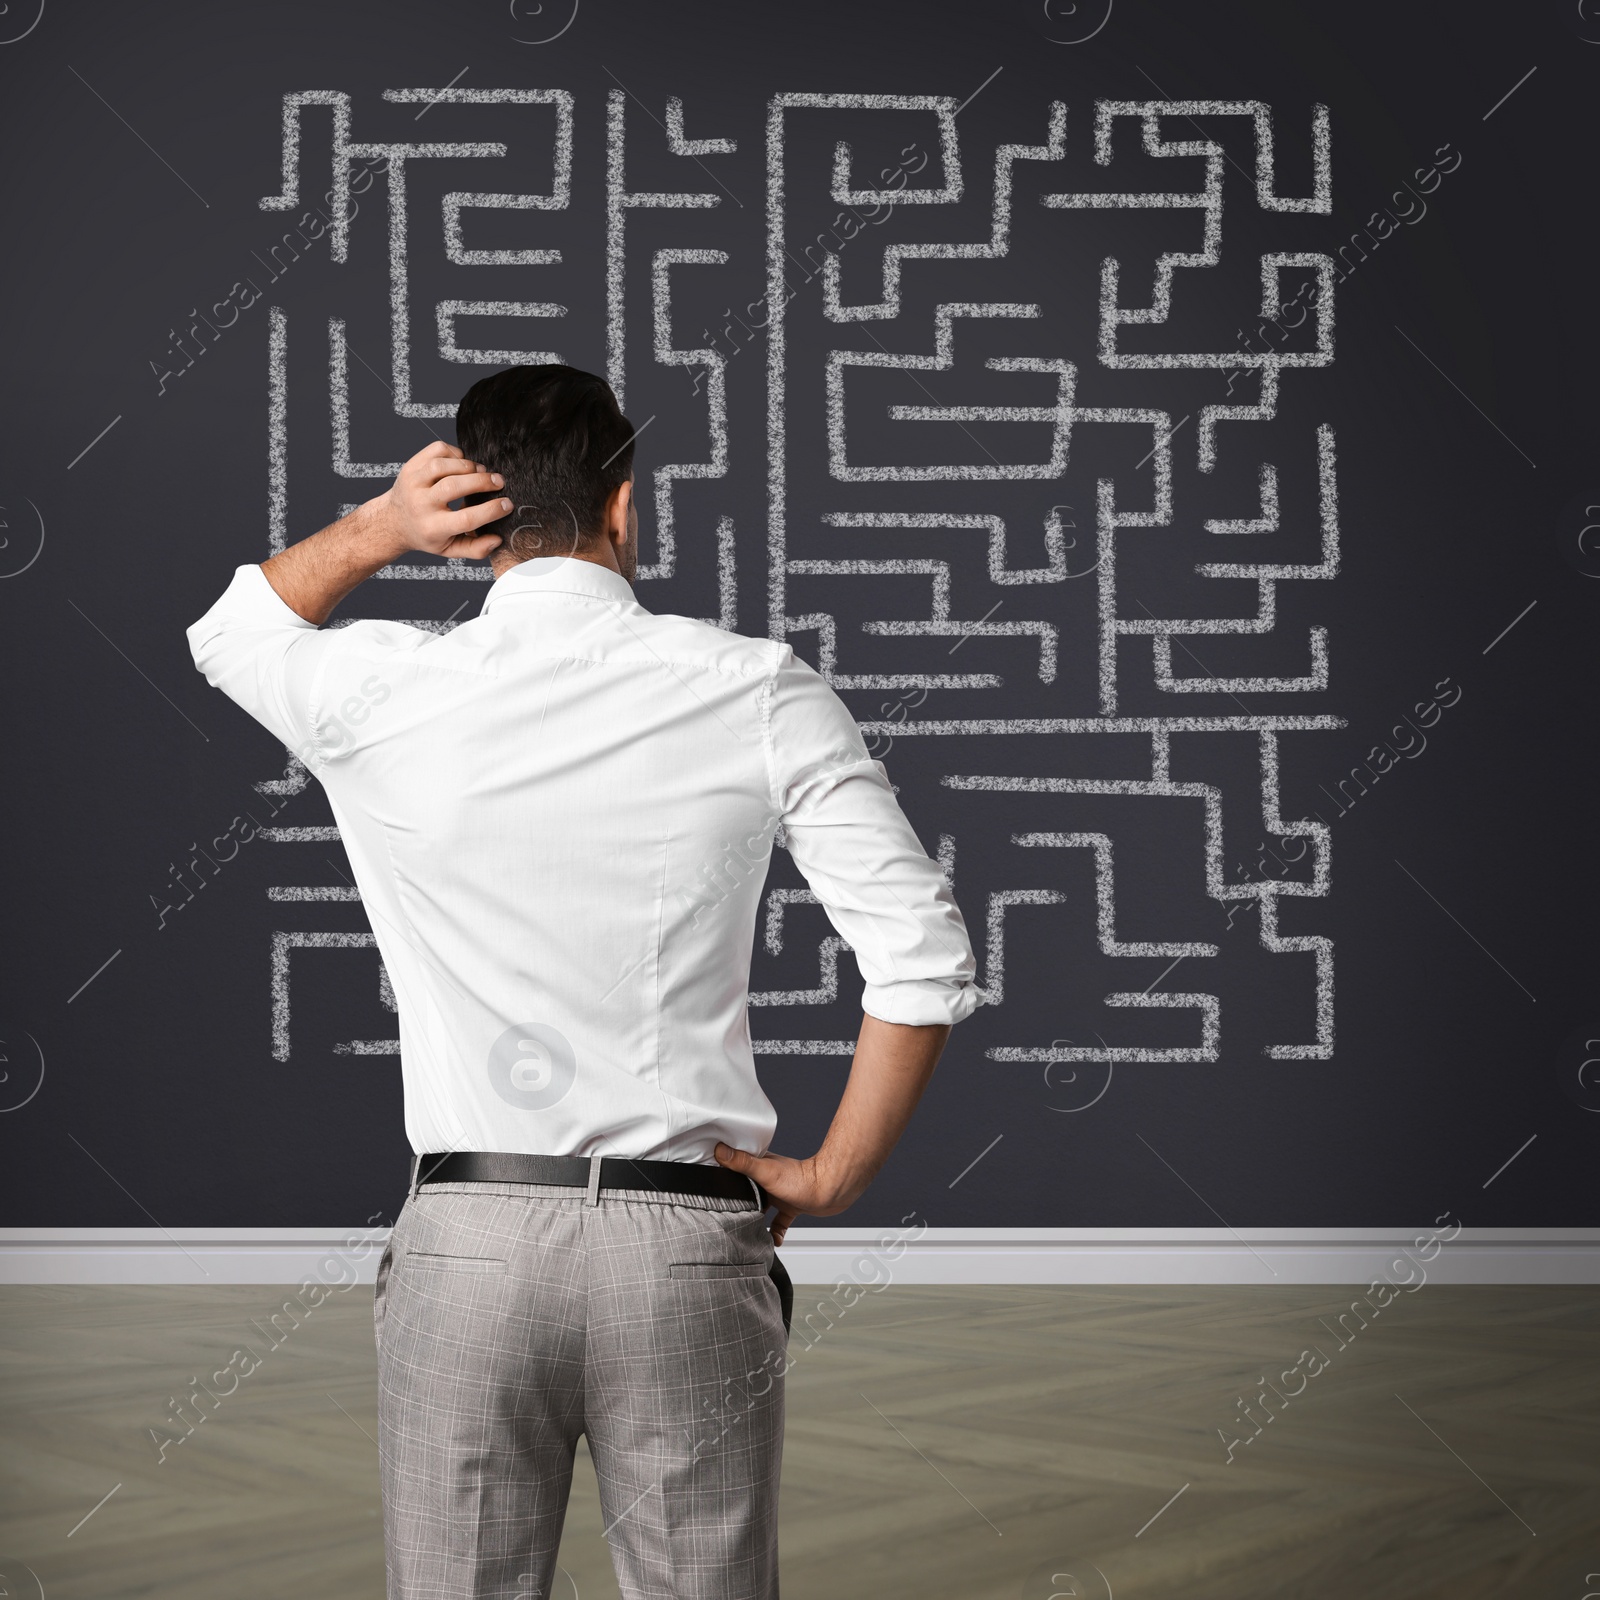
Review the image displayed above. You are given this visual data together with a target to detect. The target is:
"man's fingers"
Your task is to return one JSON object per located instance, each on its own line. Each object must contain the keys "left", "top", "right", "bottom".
{"left": 716, "top": 1142, "right": 822, "bottom": 1224}
{"left": 714, "top": 1143, "right": 799, "bottom": 1199}
{"left": 716, "top": 1144, "right": 810, "bottom": 1243}
{"left": 414, "top": 453, "right": 487, "bottom": 488}
{"left": 405, "top": 441, "right": 464, "bottom": 474}
{"left": 428, "top": 470, "right": 502, "bottom": 508}
{"left": 425, "top": 467, "right": 499, "bottom": 499}
{"left": 405, "top": 496, "right": 512, "bottom": 558}
{"left": 713, "top": 1141, "right": 789, "bottom": 1187}
{"left": 444, "top": 531, "right": 504, "bottom": 561}
{"left": 713, "top": 1141, "right": 759, "bottom": 1175}
{"left": 449, "top": 497, "right": 513, "bottom": 534}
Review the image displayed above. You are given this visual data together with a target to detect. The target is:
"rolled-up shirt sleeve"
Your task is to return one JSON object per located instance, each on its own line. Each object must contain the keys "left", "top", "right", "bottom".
{"left": 764, "top": 645, "right": 982, "bottom": 1027}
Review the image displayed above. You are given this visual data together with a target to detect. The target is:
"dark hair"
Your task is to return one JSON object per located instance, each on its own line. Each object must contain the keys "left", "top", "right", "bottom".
{"left": 455, "top": 364, "right": 635, "bottom": 557}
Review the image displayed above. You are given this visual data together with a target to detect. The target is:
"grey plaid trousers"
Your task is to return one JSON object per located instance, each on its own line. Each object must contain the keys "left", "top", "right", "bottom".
{"left": 373, "top": 1178, "right": 788, "bottom": 1599}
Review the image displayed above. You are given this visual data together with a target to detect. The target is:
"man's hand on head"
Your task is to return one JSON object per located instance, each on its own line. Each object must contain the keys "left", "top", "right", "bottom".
{"left": 258, "top": 442, "right": 514, "bottom": 625}
{"left": 377, "top": 441, "right": 511, "bottom": 562}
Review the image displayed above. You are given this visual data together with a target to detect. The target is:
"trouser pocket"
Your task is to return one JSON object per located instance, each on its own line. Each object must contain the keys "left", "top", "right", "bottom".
{"left": 768, "top": 1252, "right": 793, "bottom": 1339}
{"left": 373, "top": 1235, "right": 396, "bottom": 1348}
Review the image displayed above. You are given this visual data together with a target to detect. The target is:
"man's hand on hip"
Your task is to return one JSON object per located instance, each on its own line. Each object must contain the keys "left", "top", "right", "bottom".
{"left": 710, "top": 1146, "right": 862, "bottom": 1248}
{"left": 714, "top": 1014, "right": 950, "bottom": 1247}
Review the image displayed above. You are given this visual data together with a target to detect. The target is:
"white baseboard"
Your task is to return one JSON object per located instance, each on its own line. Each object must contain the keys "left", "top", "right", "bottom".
{"left": 1, "top": 1228, "right": 1596, "bottom": 1285}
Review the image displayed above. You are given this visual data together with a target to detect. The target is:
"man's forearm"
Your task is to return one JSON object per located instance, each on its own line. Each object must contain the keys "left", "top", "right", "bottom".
{"left": 812, "top": 1014, "right": 949, "bottom": 1209}
{"left": 255, "top": 445, "right": 511, "bottom": 625}
{"left": 260, "top": 499, "right": 409, "bottom": 626}
{"left": 713, "top": 1012, "right": 949, "bottom": 1242}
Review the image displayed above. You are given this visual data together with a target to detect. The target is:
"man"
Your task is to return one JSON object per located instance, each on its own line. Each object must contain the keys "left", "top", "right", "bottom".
{"left": 187, "top": 363, "right": 980, "bottom": 1599}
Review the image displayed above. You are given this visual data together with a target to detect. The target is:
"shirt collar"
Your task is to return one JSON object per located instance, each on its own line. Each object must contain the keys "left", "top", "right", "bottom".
{"left": 478, "top": 555, "right": 637, "bottom": 616}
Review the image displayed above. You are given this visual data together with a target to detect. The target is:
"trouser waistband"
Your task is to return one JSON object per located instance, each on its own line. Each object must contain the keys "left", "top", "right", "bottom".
{"left": 409, "top": 1150, "right": 767, "bottom": 1208}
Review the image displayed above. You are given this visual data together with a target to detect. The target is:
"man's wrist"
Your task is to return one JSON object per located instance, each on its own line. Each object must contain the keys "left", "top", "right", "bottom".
{"left": 810, "top": 1148, "right": 874, "bottom": 1212}
{"left": 347, "top": 491, "right": 411, "bottom": 566}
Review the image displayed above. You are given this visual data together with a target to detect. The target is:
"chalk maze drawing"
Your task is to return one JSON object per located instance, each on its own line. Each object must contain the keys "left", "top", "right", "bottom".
{"left": 257, "top": 88, "right": 1343, "bottom": 1069}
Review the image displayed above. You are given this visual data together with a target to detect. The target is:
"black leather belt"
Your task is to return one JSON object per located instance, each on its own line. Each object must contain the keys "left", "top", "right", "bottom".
{"left": 415, "top": 1150, "right": 765, "bottom": 1205}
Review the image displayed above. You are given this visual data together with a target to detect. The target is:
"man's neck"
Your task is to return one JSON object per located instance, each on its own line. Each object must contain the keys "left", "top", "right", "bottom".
{"left": 489, "top": 546, "right": 623, "bottom": 582}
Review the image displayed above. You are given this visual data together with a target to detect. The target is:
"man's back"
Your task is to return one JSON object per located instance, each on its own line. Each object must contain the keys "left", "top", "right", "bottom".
{"left": 191, "top": 380, "right": 978, "bottom": 1600}
{"left": 189, "top": 553, "right": 979, "bottom": 1163}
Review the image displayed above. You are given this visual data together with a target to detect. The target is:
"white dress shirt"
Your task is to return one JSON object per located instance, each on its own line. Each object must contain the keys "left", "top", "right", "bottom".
{"left": 188, "top": 555, "right": 980, "bottom": 1163}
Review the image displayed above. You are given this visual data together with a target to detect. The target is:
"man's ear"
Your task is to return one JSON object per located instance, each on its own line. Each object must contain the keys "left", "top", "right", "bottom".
{"left": 611, "top": 477, "right": 634, "bottom": 542}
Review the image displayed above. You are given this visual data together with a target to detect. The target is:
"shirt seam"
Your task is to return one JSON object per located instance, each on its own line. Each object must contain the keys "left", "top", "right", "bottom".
{"left": 485, "top": 594, "right": 776, "bottom": 682}
{"left": 467, "top": 637, "right": 774, "bottom": 685}
{"left": 758, "top": 642, "right": 784, "bottom": 818}
{"left": 654, "top": 827, "right": 673, "bottom": 1143}
{"left": 484, "top": 583, "right": 631, "bottom": 606}
{"left": 317, "top": 625, "right": 492, "bottom": 681}
{"left": 299, "top": 632, "right": 339, "bottom": 769}
{"left": 372, "top": 816, "right": 433, "bottom": 1017}
{"left": 298, "top": 640, "right": 772, "bottom": 738}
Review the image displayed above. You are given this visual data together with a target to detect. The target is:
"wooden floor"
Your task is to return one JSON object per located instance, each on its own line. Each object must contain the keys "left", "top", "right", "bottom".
{"left": 0, "top": 1284, "right": 1595, "bottom": 1599}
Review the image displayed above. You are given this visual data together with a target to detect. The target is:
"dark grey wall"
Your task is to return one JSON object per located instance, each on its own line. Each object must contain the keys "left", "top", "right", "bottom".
{"left": 2, "top": 0, "right": 1594, "bottom": 1229}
